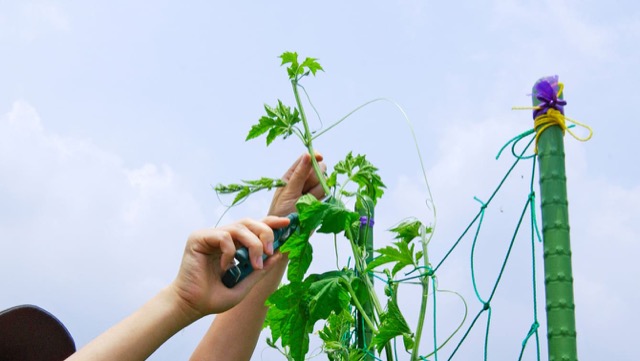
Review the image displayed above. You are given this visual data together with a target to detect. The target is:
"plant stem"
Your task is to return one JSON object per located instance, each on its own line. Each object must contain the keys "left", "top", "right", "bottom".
{"left": 291, "top": 80, "right": 330, "bottom": 196}
{"left": 411, "top": 226, "right": 432, "bottom": 361}
{"left": 346, "top": 226, "right": 394, "bottom": 360}
{"left": 342, "top": 279, "right": 377, "bottom": 332}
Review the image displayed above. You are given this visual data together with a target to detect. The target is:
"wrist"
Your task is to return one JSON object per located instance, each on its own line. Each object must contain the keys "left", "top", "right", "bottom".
{"left": 68, "top": 286, "right": 202, "bottom": 361}
{"left": 161, "top": 286, "right": 203, "bottom": 328}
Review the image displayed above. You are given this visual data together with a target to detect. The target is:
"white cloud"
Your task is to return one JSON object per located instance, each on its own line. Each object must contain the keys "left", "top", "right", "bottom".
{"left": 25, "top": 2, "right": 70, "bottom": 32}
{"left": 489, "top": 0, "right": 613, "bottom": 62}
{"left": 550, "top": 1, "right": 611, "bottom": 59}
{"left": 567, "top": 150, "right": 640, "bottom": 360}
{"left": 124, "top": 163, "right": 177, "bottom": 223}
{"left": 0, "top": 100, "right": 208, "bottom": 355}
{"left": 0, "top": 2, "right": 70, "bottom": 42}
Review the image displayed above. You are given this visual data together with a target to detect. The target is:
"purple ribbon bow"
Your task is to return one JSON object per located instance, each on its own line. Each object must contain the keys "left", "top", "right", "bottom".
{"left": 360, "top": 216, "right": 374, "bottom": 228}
{"left": 532, "top": 75, "right": 567, "bottom": 119}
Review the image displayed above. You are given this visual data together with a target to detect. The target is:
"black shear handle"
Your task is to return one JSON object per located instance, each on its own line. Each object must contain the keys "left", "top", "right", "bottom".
{"left": 221, "top": 213, "right": 299, "bottom": 288}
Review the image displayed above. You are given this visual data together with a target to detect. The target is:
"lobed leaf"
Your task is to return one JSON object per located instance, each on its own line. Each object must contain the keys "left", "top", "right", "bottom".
{"left": 265, "top": 281, "right": 313, "bottom": 361}
{"left": 319, "top": 310, "right": 354, "bottom": 346}
{"left": 366, "top": 241, "right": 416, "bottom": 276}
{"left": 296, "top": 194, "right": 359, "bottom": 235}
{"left": 280, "top": 231, "right": 313, "bottom": 283}
{"left": 265, "top": 271, "right": 355, "bottom": 361}
{"left": 214, "top": 177, "right": 286, "bottom": 206}
{"left": 246, "top": 115, "right": 276, "bottom": 141}
{"left": 306, "top": 271, "right": 351, "bottom": 321}
{"left": 389, "top": 219, "right": 427, "bottom": 243}
{"left": 330, "top": 152, "right": 386, "bottom": 204}
{"left": 280, "top": 51, "right": 299, "bottom": 67}
{"left": 371, "top": 300, "right": 413, "bottom": 353}
{"left": 301, "top": 57, "right": 324, "bottom": 76}
{"left": 246, "top": 100, "right": 301, "bottom": 146}
{"left": 279, "top": 51, "right": 324, "bottom": 80}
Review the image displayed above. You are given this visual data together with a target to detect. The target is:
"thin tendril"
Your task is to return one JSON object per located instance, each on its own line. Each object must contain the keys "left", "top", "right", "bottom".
{"left": 311, "top": 97, "right": 436, "bottom": 237}
{"left": 298, "top": 83, "right": 324, "bottom": 131}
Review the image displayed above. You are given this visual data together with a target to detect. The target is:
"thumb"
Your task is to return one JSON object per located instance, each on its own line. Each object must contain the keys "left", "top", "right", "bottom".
{"left": 283, "top": 153, "right": 313, "bottom": 195}
{"left": 287, "top": 152, "right": 323, "bottom": 192}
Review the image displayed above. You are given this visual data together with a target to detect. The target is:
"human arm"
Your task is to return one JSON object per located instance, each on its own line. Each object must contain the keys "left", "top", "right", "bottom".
{"left": 66, "top": 217, "right": 289, "bottom": 361}
{"left": 190, "top": 152, "right": 326, "bottom": 361}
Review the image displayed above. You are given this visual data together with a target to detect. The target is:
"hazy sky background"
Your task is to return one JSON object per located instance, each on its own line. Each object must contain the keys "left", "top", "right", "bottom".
{"left": 1, "top": 1, "right": 639, "bottom": 360}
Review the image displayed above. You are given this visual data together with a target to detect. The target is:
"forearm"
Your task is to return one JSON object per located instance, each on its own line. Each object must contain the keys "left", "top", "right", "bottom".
{"left": 67, "top": 287, "right": 199, "bottom": 361}
{"left": 190, "top": 257, "right": 287, "bottom": 361}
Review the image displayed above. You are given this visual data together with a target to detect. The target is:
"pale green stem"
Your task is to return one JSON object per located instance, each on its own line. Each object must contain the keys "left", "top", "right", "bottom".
{"left": 411, "top": 225, "right": 433, "bottom": 361}
{"left": 342, "top": 278, "right": 377, "bottom": 332}
{"left": 365, "top": 272, "right": 384, "bottom": 316}
{"left": 311, "top": 98, "right": 386, "bottom": 141}
{"left": 291, "top": 80, "right": 330, "bottom": 196}
{"left": 311, "top": 97, "right": 437, "bottom": 233}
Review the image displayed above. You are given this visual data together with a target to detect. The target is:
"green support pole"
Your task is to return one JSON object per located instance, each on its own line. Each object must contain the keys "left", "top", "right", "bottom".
{"left": 533, "top": 76, "right": 579, "bottom": 361}
{"left": 355, "top": 196, "right": 375, "bottom": 360}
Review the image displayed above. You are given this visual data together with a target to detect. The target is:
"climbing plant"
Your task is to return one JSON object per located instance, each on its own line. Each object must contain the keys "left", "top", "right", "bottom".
{"left": 215, "top": 51, "right": 451, "bottom": 361}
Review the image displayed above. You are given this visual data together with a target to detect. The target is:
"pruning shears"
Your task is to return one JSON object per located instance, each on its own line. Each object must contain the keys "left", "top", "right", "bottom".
{"left": 221, "top": 195, "right": 332, "bottom": 288}
{"left": 221, "top": 212, "right": 299, "bottom": 288}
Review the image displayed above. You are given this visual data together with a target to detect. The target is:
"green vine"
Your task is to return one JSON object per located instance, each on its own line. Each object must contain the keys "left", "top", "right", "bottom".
{"left": 217, "top": 51, "right": 460, "bottom": 361}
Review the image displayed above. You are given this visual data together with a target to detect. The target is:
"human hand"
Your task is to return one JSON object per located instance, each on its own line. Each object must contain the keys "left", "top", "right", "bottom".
{"left": 268, "top": 152, "right": 326, "bottom": 217}
{"left": 169, "top": 217, "right": 290, "bottom": 319}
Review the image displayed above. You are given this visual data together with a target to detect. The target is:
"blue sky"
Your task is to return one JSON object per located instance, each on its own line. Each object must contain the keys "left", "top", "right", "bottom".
{"left": 1, "top": 1, "right": 639, "bottom": 360}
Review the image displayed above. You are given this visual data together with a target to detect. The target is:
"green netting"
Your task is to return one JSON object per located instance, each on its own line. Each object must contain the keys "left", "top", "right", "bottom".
{"left": 371, "top": 129, "right": 548, "bottom": 360}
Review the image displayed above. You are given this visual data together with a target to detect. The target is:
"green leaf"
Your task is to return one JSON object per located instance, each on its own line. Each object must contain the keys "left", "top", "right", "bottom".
{"left": 300, "top": 57, "right": 324, "bottom": 76}
{"left": 350, "top": 276, "right": 373, "bottom": 312}
{"left": 295, "top": 194, "right": 359, "bottom": 235}
{"left": 266, "top": 127, "right": 281, "bottom": 146}
{"left": 232, "top": 187, "right": 251, "bottom": 205}
{"left": 246, "top": 100, "right": 301, "bottom": 146}
{"left": 389, "top": 219, "right": 426, "bottom": 243}
{"left": 319, "top": 310, "right": 354, "bottom": 345}
{"left": 265, "top": 271, "right": 354, "bottom": 361}
{"left": 246, "top": 115, "right": 275, "bottom": 141}
{"left": 279, "top": 51, "right": 323, "bottom": 81}
{"left": 281, "top": 231, "right": 313, "bottom": 282}
{"left": 285, "top": 310, "right": 312, "bottom": 361}
{"left": 319, "top": 311, "right": 367, "bottom": 361}
{"left": 265, "top": 281, "right": 313, "bottom": 361}
{"left": 264, "top": 284, "right": 297, "bottom": 341}
{"left": 402, "top": 332, "right": 415, "bottom": 352}
{"left": 318, "top": 204, "right": 360, "bottom": 234}
{"left": 371, "top": 300, "right": 412, "bottom": 353}
{"left": 306, "top": 271, "right": 351, "bottom": 321}
{"left": 348, "top": 348, "right": 367, "bottom": 361}
{"left": 281, "top": 194, "right": 358, "bottom": 282}
{"left": 330, "top": 152, "right": 386, "bottom": 204}
{"left": 295, "top": 194, "right": 327, "bottom": 232}
{"left": 267, "top": 281, "right": 306, "bottom": 311}
{"left": 280, "top": 51, "right": 299, "bottom": 67}
{"left": 280, "top": 51, "right": 300, "bottom": 80}
{"left": 326, "top": 171, "right": 338, "bottom": 188}
{"left": 366, "top": 241, "right": 416, "bottom": 276}
{"left": 214, "top": 177, "right": 286, "bottom": 206}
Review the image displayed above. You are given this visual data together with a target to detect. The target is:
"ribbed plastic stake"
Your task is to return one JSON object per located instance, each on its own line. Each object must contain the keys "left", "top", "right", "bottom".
{"left": 533, "top": 77, "right": 579, "bottom": 361}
